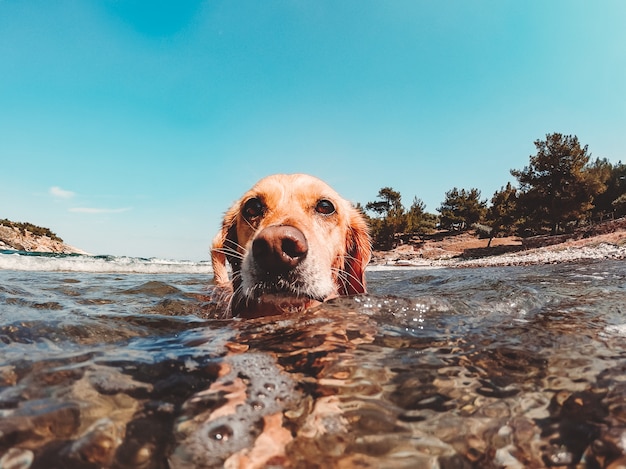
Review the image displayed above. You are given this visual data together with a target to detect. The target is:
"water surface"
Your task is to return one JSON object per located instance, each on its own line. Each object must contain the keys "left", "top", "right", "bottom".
{"left": 1, "top": 258, "right": 625, "bottom": 468}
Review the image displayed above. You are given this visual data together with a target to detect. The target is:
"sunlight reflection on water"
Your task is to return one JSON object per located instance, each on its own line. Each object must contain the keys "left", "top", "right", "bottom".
{"left": 0, "top": 260, "right": 625, "bottom": 467}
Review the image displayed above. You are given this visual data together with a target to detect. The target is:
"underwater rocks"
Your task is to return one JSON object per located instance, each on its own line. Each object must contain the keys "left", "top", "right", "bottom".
{"left": 171, "top": 353, "right": 301, "bottom": 468}
{"left": 1, "top": 265, "right": 626, "bottom": 468}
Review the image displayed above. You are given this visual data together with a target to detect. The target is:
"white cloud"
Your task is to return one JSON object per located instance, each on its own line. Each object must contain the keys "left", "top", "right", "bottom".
{"left": 69, "top": 207, "right": 132, "bottom": 214}
{"left": 50, "top": 186, "right": 76, "bottom": 199}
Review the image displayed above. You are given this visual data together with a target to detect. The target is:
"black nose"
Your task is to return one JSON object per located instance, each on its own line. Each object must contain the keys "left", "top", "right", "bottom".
{"left": 252, "top": 225, "right": 308, "bottom": 273}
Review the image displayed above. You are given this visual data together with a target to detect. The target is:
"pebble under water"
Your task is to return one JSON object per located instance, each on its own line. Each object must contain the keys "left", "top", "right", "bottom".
{"left": 0, "top": 260, "right": 625, "bottom": 468}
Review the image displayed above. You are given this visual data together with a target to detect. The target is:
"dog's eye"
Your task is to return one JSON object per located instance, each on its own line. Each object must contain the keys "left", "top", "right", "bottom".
{"left": 243, "top": 198, "right": 264, "bottom": 218}
{"left": 315, "top": 199, "right": 335, "bottom": 215}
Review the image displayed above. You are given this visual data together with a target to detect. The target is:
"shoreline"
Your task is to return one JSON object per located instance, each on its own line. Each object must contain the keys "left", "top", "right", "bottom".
{"left": 2, "top": 218, "right": 625, "bottom": 270}
{"left": 370, "top": 226, "right": 626, "bottom": 269}
{"left": 369, "top": 243, "right": 626, "bottom": 269}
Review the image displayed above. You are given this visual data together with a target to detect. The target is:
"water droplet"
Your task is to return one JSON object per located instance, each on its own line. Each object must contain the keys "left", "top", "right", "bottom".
{"left": 208, "top": 424, "right": 233, "bottom": 442}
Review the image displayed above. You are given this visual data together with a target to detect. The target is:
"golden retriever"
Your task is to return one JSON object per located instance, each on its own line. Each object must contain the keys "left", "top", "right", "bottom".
{"left": 211, "top": 174, "right": 371, "bottom": 318}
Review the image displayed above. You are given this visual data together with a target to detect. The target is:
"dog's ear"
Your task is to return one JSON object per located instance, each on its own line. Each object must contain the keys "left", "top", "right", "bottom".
{"left": 338, "top": 207, "right": 371, "bottom": 295}
{"left": 210, "top": 202, "right": 241, "bottom": 288}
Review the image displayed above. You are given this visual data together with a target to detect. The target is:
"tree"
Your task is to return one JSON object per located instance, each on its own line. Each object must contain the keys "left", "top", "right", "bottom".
{"left": 511, "top": 133, "right": 598, "bottom": 235}
{"left": 438, "top": 188, "right": 464, "bottom": 231}
{"left": 588, "top": 159, "right": 626, "bottom": 220}
{"left": 609, "top": 162, "right": 626, "bottom": 218}
{"left": 365, "top": 187, "right": 406, "bottom": 249}
{"left": 486, "top": 183, "right": 518, "bottom": 246}
{"left": 365, "top": 187, "right": 403, "bottom": 218}
{"left": 438, "top": 188, "right": 487, "bottom": 231}
{"left": 613, "top": 193, "right": 626, "bottom": 217}
{"left": 405, "top": 197, "right": 437, "bottom": 236}
{"left": 583, "top": 157, "right": 612, "bottom": 221}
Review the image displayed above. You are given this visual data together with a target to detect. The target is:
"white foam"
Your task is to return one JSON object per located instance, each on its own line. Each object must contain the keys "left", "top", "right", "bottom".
{"left": 604, "top": 324, "right": 626, "bottom": 337}
{"left": 366, "top": 264, "right": 442, "bottom": 271}
{"left": 0, "top": 252, "right": 213, "bottom": 274}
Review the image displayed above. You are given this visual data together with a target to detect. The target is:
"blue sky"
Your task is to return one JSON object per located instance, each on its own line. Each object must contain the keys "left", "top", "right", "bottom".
{"left": 2, "top": 1, "right": 625, "bottom": 260}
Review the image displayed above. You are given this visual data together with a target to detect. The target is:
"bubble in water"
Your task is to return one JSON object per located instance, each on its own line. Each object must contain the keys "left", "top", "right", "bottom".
{"left": 172, "top": 353, "right": 300, "bottom": 467}
{"left": 250, "top": 401, "right": 264, "bottom": 411}
{"left": 208, "top": 425, "right": 233, "bottom": 442}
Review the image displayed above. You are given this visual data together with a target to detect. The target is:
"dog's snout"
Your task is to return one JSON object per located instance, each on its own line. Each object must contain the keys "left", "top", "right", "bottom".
{"left": 252, "top": 225, "right": 308, "bottom": 272}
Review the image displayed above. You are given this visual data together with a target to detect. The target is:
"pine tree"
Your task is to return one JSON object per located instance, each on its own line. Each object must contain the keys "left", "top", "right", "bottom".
{"left": 511, "top": 133, "right": 597, "bottom": 235}
{"left": 405, "top": 197, "right": 437, "bottom": 236}
{"left": 487, "top": 183, "right": 518, "bottom": 246}
{"left": 365, "top": 187, "right": 406, "bottom": 249}
{"left": 588, "top": 160, "right": 626, "bottom": 219}
{"left": 438, "top": 188, "right": 486, "bottom": 231}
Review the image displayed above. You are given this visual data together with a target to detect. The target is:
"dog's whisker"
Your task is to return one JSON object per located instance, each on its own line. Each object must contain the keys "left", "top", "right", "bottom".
{"left": 222, "top": 239, "right": 249, "bottom": 255}
{"left": 228, "top": 283, "right": 247, "bottom": 314}
{"left": 331, "top": 266, "right": 367, "bottom": 293}
{"left": 212, "top": 247, "right": 245, "bottom": 260}
{"left": 343, "top": 252, "right": 365, "bottom": 264}
{"left": 215, "top": 242, "right": 244, "bottom": 252}
{"left": 210, "top": 174, "right": 371, "bottom": 317}
{"left": 243, "top": 217, "right": 256, "bottom": 231}
{"left": 224, "top": 239, "right": 248, "bottom": 252}
{"left": 331, "top": 267, "right": 351, "bottom": 292}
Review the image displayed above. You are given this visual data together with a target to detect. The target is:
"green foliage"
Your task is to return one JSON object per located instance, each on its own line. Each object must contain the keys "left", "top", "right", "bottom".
{"left": 406, "top": 197, "right": 438, "bottom": 235}
{"left": 0, "top": 219, "right": 63, "bottom": 242}
{"left": 365, "top": 216, "right": 401, "bottom": 250}
{"left": 364, "top": 188, "right": 406, "bottom": 249}
{"left": 364, "top": 189, "right": 437, "bottom": 249}
{"left": 365, "top": 187, "right": 403, "bottom": 218}
{"left": 437, "top": 187, "right": 486, "bottom": 231}
{"left": 613, "top": 193, "right": 626, "bottom": 217}
{"left": 511, "top": 133, "right": 596, "bottom": 235}
{"left": 588, "top": 159, "right": 626, "bottom": 219}
{"left": 487, "top": 182, "right": 518, "bottom": 237}
{"left": 360, "top": 132, "right": 623, "bottom": 251}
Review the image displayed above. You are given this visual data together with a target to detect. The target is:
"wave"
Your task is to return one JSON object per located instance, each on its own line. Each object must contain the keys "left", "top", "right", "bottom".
{"left": 0, "top": 250, "right": 439, "bottom": 275}
{"left": 0, "top": 250, "right": 213, "bottom": 274}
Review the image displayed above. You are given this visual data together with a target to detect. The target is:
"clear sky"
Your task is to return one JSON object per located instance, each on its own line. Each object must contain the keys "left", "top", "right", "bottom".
{"left": 2, "top": 1, "right": 625, "bottom": 260}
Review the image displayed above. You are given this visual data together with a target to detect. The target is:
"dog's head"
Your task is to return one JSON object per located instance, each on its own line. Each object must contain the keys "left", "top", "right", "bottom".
{"left": 211, "top": 174, "right": 371, "bottom": 318}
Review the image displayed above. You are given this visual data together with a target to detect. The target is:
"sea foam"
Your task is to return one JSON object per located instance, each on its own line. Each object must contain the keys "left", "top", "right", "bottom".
{"left": 0, "top": 251, "right": 213, "bottom": 274}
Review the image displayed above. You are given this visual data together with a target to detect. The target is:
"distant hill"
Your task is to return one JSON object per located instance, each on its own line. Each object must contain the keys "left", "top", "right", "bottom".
{"left": 0, "top": 219, "right": 87, "bottom": 254}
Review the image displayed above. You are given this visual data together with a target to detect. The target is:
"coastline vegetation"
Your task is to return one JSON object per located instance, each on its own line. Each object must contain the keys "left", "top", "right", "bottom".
{"left": 362, "top": 133, "right": 626, "bottom": 250}
{"left": 0, "top": 219, "right": 64, "bottom": 243}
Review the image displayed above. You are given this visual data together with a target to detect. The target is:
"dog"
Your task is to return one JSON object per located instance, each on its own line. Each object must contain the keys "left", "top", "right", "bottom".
{"left": 211, "top": 174, "right": 371, "bottom": 318}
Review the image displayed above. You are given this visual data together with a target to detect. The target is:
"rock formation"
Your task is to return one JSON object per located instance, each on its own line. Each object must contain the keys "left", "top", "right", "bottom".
{"left": 0, "top": 222, "right": 87, "bottom": 254}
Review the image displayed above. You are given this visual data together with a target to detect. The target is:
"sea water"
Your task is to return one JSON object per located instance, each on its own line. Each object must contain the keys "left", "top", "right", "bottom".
{"left": 0, "top": 250, "right": 625, "bottom": 468}
{"left": 0, "top": 250, "right": 213, "bottom": 274}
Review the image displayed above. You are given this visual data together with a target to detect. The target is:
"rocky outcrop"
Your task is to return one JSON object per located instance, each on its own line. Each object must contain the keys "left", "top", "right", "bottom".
{"left": 0, "top": 224, "right": 87, "bottom": 254}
